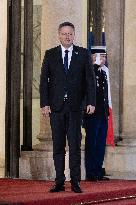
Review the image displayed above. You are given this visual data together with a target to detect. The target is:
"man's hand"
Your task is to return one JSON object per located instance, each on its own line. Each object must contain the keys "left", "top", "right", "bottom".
{"left": 86, "top": 105, "right": 95, "bottom": 114}
{"left": 91, "top": 54, "right": 96, "bottom": 64}
{"left": 41, "top": 106, "right": 51, "bottom": 117}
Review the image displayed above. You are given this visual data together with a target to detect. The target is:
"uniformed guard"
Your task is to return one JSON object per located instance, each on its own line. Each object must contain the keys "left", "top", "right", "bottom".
{"left": 84, "top": 46, "right": 110, "bottom": 181}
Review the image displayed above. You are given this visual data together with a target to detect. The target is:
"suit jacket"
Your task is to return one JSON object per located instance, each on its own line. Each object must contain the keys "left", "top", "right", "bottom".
{"left": 40, "top": 45, "right": 96, "bottom": 111}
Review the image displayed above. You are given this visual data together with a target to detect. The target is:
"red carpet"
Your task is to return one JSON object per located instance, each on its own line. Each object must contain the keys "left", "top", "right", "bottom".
{"left": 0, "top": 179, "right": 136, "bottom": 205}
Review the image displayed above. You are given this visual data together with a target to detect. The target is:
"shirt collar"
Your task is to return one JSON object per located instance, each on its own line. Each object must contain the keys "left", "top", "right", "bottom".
{"left": 61, "top": 44, "right": 73, "bottom": 53}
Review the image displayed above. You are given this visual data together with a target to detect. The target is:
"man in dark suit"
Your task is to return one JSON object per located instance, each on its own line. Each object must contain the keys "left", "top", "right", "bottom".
{"left": 84, "top": 47, "right": 110, "bottom": 181}
{"left": 40, "top": 22, "right": 96, "bottom": 193}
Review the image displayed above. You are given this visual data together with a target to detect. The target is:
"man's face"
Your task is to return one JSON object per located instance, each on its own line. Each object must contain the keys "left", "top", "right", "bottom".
{"left": 58, "top": 26, "right": 75, "bottom": 48}
{"left": 100, "top": 54, "right": 106, "bottom": 66}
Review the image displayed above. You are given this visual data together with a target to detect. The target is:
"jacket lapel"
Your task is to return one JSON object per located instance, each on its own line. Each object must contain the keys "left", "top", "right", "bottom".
{"left": 56, "top": 45, "right": 65, "bottom": 74}
{"left": 69, "top": 45, "right": 79, "bottom": 71}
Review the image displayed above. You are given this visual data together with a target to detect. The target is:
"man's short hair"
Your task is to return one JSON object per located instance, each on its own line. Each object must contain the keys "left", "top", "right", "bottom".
{"left": 58, "top": 22, "right": 75, "bottom": 31}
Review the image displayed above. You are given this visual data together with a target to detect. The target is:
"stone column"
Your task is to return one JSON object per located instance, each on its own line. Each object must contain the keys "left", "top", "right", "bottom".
{"left": 122, "top": 0, "right": 136, "bottom": 146}
{"left": 104, "top": 0, "right": 136, "bottom": 178}
{"left": 22, "top": 0, "right": 33, "bottom": 151}
{"left": 7, "top": 0, "right": 21, "bottom": 178}
{"left": 0, "top": 0, "right": 7, "bottom": 177}
{"left": 33, "top": 115, "right": 53, "bottom": 151}
{"left": 103, "top": 0, "right": 124, "bottom": 141}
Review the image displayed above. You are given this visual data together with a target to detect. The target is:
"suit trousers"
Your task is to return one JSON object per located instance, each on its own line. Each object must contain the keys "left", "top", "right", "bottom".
{"left": 84, "top": 115, "right": 108, "bottom": 178}
{"left": 50, "top": 101, "right": 82, "bottom": 184}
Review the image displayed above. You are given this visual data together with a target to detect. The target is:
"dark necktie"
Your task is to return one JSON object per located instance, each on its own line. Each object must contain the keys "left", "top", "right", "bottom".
{"left": 64, "top": 50, "right": 69, "bottom": 74}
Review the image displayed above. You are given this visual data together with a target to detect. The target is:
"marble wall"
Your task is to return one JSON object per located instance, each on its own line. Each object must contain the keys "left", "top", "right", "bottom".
{"left": 41, "top": 0, "right": 87, "bottom": 60}
{"left": 123, "top": 0, "right": 136, "bottom": 139}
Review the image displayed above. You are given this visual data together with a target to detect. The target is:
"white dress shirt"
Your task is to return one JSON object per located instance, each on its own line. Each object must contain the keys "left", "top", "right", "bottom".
{"left": 61, "top": 44, "right": 73, "bottom": 69}
{"left": 61, "top": 44, "right": 73, "bottom": 98}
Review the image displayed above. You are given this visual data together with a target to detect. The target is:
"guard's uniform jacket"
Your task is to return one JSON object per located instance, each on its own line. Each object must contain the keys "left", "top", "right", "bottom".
{"left": 93, "top": 64, "right": 109, "bottom": 118}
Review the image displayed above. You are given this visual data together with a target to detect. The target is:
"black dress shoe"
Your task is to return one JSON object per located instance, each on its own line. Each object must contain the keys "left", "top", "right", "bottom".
{"left": 97, "top": 176, "right": 110, "bottom": 181}
{"left": 71, "top": 182, "right": 82, "bottom": 193}
{"left": 50, "top": 183, "right": 65, "bottom": 192}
